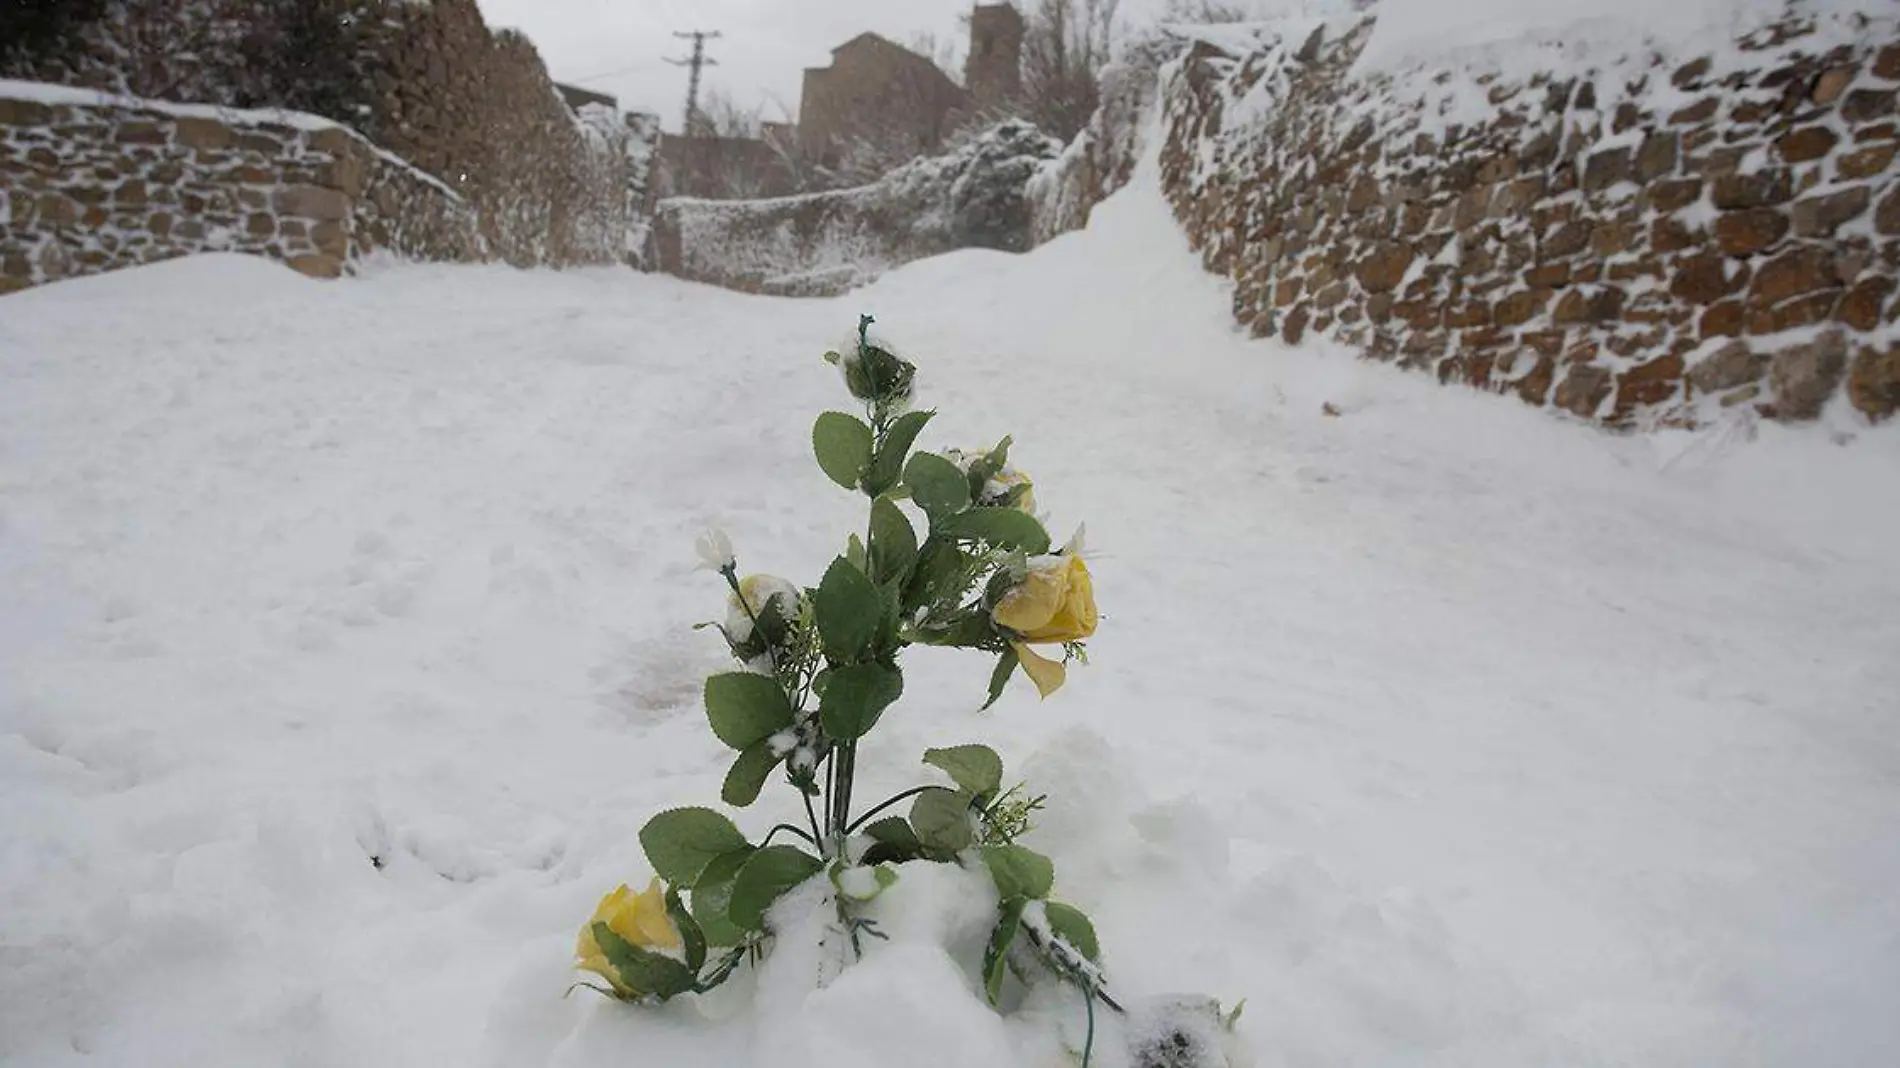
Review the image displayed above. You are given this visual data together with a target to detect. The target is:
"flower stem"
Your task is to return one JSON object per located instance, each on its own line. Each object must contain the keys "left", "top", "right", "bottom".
{"left": 801, "top": 783, "right": 824, "bottom": 848}
{"left": 845, "top": 785, "right": 937, "bottom": 833}
{"left": 822, "top": 750, "right": 838, "bottom": 854}
{"left": 761, "top": 823, "right": 816, "bottom": 848}
{"left": 832, "top": 740, "right": 859, "bottom": 843}
{"left": 1081, "top": 989, "right": 1097, "bottom": 1068}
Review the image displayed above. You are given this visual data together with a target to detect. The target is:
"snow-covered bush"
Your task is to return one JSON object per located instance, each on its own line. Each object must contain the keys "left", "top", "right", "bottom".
{"left": 572, "top": 318, "right": 1246, "bottom": 1067}
{"left": 653, "top": 122, "right": 1061, "bottom": 296}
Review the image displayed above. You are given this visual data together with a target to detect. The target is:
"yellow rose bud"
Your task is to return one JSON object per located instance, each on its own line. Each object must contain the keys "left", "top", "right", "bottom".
{"left": 993, "top": 554, "right": 1097, "bottom": 699}
{"left": 947, "top": 446, "right": 1037, "bottom": 513}
{"left": 726, "top": 574, "right": 801, "bottom": 643}
{"left": 989, "top": 468, "right": 1036, "bottom": 514}
{"left": 993, "top": 555, "right": 1097, "bottom": 644}
{"left": 575, "top": 877, "right": 683, "bottom": 995}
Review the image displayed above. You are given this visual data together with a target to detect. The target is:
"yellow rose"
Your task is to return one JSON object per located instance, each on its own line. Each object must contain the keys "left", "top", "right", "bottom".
{"left": 993, "top": 555, "right": 1097, "bottom": 698}
{"left": 575, "top": 877, "right": 683, "bottom": 994}
{"left": 988, "top": 468, "right": 1037, "bottom": 514}
{"left": 726, "top": 574, "right": 801, "bottom": 642}
{"left": 948, "top": 446, "right": 1037, "bottom": 513}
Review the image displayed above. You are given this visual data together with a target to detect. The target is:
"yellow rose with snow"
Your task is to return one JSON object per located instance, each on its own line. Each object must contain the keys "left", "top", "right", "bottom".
{"left": 986, "top": 467, "right": 1037, "bottom": 515}
{"left": 575, "top": 877, "right": 683, "bottom": 995}
{"left": 946, "top": 446, "right": 1037, "bottom": 514}
{"left": 726, "top": 574, "right": 802, "bottom": 643}
{"left": 992, "top": 554, "right": 1097, "bottom": 698}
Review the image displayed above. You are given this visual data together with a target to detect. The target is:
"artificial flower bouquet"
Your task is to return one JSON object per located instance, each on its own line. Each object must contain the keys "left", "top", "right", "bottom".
{"left": 572, "top": 317, "right": 1242, "bottom": 1068}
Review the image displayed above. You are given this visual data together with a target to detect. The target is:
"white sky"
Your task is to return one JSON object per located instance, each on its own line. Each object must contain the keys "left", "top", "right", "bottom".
{"left": 473, "top": 0, "right": 1178, "bottom": 132}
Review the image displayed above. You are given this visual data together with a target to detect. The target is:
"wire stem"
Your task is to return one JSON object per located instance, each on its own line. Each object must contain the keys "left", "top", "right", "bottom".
{"left": 761, "top": 823, "right": 816, "bottom": 847}
{"left": 845, "top": 785, "right": 938, "bottom": 833}
{"left": 1082, "top": 989, "right": 1097, "bottom": 1068}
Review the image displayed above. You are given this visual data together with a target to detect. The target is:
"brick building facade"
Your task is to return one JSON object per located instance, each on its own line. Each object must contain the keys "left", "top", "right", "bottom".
{"left": 965, "top": 3, "right": 1026, "bottom": 111}
{"left": 797, "top": 33, "right": 971, "bottom": 169}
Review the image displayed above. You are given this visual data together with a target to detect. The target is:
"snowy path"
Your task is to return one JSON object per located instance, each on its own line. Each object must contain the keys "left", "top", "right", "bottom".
{"left": 3, "top": 170, "right": 1898, "bottom": 1068}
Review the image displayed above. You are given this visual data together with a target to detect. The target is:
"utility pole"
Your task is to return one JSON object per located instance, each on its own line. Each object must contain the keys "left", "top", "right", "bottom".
{"left": 665, "top": 30, "right": 721, "bottom": 137}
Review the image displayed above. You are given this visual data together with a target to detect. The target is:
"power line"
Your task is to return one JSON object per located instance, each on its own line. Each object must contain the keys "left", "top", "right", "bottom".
{"left": 664, "top": 30, "right": 721, "bottom": 136}
{"left": 570, "top": 60, "right": 657, "bottom": 86}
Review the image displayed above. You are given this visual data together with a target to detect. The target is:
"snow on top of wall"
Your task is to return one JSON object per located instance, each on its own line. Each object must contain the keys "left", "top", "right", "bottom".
{"left": 1355, "top": 0, "right": 1877, "bottom": 75}
{"left": 0, "top": 78, "right": 468, "bottom": 204}
{"left": 0, "top": 77, "right": 341, "bottom": 131}
{"left": 1175, "top": 1, "right": 1884, "bottom": 82}
{"left": 1168, "top": 0, "right": 1894, "bottom": 147}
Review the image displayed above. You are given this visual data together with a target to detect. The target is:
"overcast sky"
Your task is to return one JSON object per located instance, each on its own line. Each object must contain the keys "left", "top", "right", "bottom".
{"left": 474, "top": 0, "right": 1176, "bottom": 131}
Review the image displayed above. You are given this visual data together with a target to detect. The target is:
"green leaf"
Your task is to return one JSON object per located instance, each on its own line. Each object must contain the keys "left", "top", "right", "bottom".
{"left": 721, "top": 739, "right": 780, "bottom": 807}
{"left": 689, "top": 848, "right": 755, "bottom": 948}
{"left": 923, "top": 744, "right": 1004, "bottom": 798}
{"left": 860, "top": 816, "right": 924, "bottom": 865}
{"left": 729, "top": 844, "right": 824, "bottom": 932}
{"left": 937, "top": 508, "right": 1051, "bottom": 554}
{"left": 867, "top": 496, "right": 919, "bottom": 585}
{"left": 819, "top": 662, "right": 903, "bottom": 740}
{"left": 981, "top": 844, "right": 1055, "bottom": 900}
{"left": 703, "top": 673, "right": 795, "bottom": 751}
{"left": 865, "top": 410, "right": 935, "bottom": 496}
{"left": 983, "top": 647, "right": 1019, "bottom": 711}
{"left": 814, "top": 557, "right": 881, "bottom": 661}
{"left": 1041, "top": 901, "right": 1100, "bottom": 963}
{"left": 591, "top": 921, "right": 698, "bottom": 1000}
{"left": 967, "top": 435, "right": 1013, "bottom": 494}
{"left": 910, "top": 787, "right": 975, "bottom": 854}
{"left": 984, "top": 897, "right": 1028, "bottom": 1005}
{"left": 813, "top": 412, "right": 873, "bottom": 490}
{"left": 845, "top": 533, "right": 867, "bottom": 572}
{"left": 903, "top": 537, "right": 971, "bottom": 615}
{"left": 861, "top": 816, "right": 922, "bottom": 849}
{"left": 904, "top": 452, "right": 971, "bottom": 517}
{"left": 664, "top": 885, "right": 708, "bottom": 972}
{"left": 640, "top": 807, "right": 750, "bottom": 886}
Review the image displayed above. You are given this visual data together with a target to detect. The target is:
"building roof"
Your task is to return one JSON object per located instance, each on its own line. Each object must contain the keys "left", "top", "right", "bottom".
{"left": 555, "top": 83, "right": 617, "bottom": 113}
{"left": 830, "top": 31, "right": 889, "bottom": 55}
{"left": 815, "top": 32, "right": 959, "bottom": 92}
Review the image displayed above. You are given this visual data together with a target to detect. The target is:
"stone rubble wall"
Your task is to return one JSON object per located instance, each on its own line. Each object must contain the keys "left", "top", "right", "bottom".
{"left": 1162, "top": 12, "right": 1900, "bottom": 427}
{"left": 653, "top": 122, "right": 1061, "bottom": 297}
{"left": 1, "top": 82, "right": 481, "bottom": 294}
{"left": 1, "top": 0, "right": 640, "bottom": 272}
{"left": 361, "top": 0, "right": 637, "bottom": 268}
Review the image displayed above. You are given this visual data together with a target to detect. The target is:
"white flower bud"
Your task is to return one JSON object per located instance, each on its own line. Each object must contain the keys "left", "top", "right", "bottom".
{"left": 694, "top": 528, "right": 735, "bottom": 572}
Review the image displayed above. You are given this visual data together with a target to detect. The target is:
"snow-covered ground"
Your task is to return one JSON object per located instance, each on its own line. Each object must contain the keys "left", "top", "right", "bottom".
{"left": 3, "top": 153, "right": 1898, "bottom": 1068}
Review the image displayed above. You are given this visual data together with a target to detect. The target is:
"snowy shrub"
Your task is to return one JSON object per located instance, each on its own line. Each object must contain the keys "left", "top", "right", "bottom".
{"left": 573, "top": 317, "right": 1244, "bottom": 1066}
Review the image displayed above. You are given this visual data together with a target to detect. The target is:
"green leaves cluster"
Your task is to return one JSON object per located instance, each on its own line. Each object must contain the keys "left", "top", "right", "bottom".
{"left": 639, "top": 807, "right": 826, "bottom": 948}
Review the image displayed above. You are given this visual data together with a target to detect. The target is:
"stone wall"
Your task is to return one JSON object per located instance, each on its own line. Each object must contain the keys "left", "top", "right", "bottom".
{"left": 654, "top": 122, "right": 1059, "bottom": 296}
{"left": 1, "top": 0, "right": 639, "bottom": 270}
{"left": 1161, "top": 11, "right": 1900, "bottom": 426}
{"left": 653, "top": 134, "right": 802, "bottom": 202}
{"left": 1, "top": 81, "right": 480, "bottom": 294}
{"left": 360, "top": 1, "right": 636, "bottom": 267}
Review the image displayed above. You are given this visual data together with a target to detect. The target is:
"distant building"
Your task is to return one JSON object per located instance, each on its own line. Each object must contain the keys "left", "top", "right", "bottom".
{"left": 964, "top": 4, "right": 1025, "bottom": 111}
{"left": 654, "top": 3, "right": 1028, "bottom": 199}
{"left": 797, "top": 32, "right": 973, "bottom": 169}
